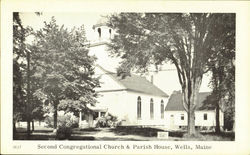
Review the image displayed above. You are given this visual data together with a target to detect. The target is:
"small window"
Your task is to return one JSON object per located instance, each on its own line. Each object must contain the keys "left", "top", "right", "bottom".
{"left": 204, "top": 113, "right": 207, "bottom": 120}
{"left": 181, "top": 114, "right": 184, "bottom": 120}
{"left": 101, "top": 112, "right": 106, "bottom": 117}
{"left": 150, "top": 98, "right": 154, "bottom": 119}
{"left": 137, "top": 96, "right": 141, "bottom": 119}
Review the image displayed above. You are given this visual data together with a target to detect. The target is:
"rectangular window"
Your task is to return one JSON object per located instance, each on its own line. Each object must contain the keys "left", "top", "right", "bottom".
{"left": 204, "top": 113, "right": 207, "bottom": 120}
{"left": 181, "top": 114, "right": 184, "bottom": 120}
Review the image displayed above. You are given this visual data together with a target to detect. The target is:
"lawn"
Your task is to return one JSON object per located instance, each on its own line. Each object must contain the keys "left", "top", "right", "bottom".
{"left": 14, "top": 126, "right": 235, "bottom": 141}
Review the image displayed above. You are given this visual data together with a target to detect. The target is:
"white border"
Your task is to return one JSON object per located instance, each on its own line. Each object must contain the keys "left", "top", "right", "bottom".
{"left": 1, "top": 0, "right": 250, "bottom": 154}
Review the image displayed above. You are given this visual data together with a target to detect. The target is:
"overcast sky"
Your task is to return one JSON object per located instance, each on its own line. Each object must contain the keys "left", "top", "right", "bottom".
{"left": 20, "top": 12, "right": 106, "bottom": 41}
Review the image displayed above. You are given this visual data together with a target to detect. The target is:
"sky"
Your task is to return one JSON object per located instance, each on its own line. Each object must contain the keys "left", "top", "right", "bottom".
{"left": 19, "top": 12, "right": 211, "bottom": 95}
{"left": 20, "top": 12, "right": 105, "bottom": 41}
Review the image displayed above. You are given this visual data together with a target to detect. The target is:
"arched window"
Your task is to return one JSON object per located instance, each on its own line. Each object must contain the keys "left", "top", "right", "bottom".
{"left": 137, "top": 96, "right": 141, "bottom": 119}
{"left": 161, "top": 100, "right": 164, "bottom": 119}
{"left": 108, "top": 29, "right": 112, "bottom": 39}
{"left": 97, "top": 28, "right": 101, "bottom": 38}
{"left": 150, "top": 98, "right": 154, "bottom": 119}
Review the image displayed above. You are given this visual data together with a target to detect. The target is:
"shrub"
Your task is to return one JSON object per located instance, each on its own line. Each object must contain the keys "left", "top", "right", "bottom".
{"left": 95, "top": 114, "right": 121, "bottom": 128}
{"left": 56, "top": 125, "right": 72, "bottom": 140}
{"left": 44, "top": 113, "right": 79, "bottom": 139}
{"left": 44, "top": 113, "right": 79, "bottom": 128}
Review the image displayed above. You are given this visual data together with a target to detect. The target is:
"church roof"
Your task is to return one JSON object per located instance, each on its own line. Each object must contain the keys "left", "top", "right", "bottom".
{"left": 97, "top": 65, "right": 169, "bottom": 97}
{"left": 165, "top": 92, "right": 213, "bottom": 111}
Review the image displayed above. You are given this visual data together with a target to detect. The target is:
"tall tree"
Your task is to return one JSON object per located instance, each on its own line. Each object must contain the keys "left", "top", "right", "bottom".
{"left": 13, "top": 12, "right": 29, "bottom": 136}
{"left": 30, "top": 17, "right": 99, "bottom": 131}
{"left": 204, "top": 13, "right": 235, "bottom": 133}
{"left": 107, "top": 13, "right": 235, "bottom": 135}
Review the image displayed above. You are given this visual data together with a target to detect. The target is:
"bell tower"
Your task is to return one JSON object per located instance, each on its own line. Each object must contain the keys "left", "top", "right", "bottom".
{"left": 92, "top": 20, "right": 114, "bottom": 42}
{"left": 88, "top": 19, "right": 119, "bottom": 72}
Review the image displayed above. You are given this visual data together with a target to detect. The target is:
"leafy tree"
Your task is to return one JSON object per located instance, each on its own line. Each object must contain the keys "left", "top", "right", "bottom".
{"left": 204, "top": 14, "right": 235, "bottom": 133}
{"left": 31, "top": 17, "right": 99, "bottom": 131}
{"left": 13, "top": 12, "right": 28, "bottom": 136}
{"left": 13, "top": 12, "right": 43, "bottom": 137}
{"left": 107, "top": 13, "right": 235, "bottom": 135}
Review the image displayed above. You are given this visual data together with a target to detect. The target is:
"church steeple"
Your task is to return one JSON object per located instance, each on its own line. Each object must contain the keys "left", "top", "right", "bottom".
{"left": 88, "top": 18, "right": 119, "bottom": 72}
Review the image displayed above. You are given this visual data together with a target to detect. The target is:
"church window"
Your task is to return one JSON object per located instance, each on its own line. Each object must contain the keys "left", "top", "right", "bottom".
{"left": 161, "top": 100, "right": 164, "bottom": 119}
{"left": 204, "top": 113, "right": 207, "bottom": 120}
{"left": 150, "top": 98, "right": 154, "bottom": 119}
{"left": 137, "top": 96, "right": 141, "bottom": 119}
{"left": 181, "top": 114, "right": 184, "bottom": 120}
{"left": 98, "top": 28, "right": 101, "bottom": 38}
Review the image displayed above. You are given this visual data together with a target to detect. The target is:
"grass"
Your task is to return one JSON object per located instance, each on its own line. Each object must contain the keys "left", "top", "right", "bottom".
{"left": 111, "top": 126, "right": 234, "bottom": 141}
{"left": 14, "top": 126, "right": 235, "bottom": 141}
{"left": 111, "top": 126, "right": 165, "bottom": 137}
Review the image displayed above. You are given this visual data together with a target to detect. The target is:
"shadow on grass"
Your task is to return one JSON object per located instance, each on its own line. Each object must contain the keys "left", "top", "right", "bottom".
{"left": 14, "top": 133, "right": 56, "bottom": 140}
{"left": 33, "top": 130, "right": 53, "bottom": 133}
{"left": 110, "top": 126, "right": 235, "bottom": 141}
{"left": 14, "top": 132, "right": 95, "bottom": 140}
{"left": 14, "top": 127, "right": 95, "bottom": 140}
{"left": 201, "top": 132, "right": 235, "bottom": 141}
{"left": 96, "top": 137, "right": 144, "bottom": 141}
{"left": 14, "top": 127, "right": 235, "bottom": 141}
{"left": 110, "top": 126, "right": 165, "bottom": 137}
{"left": 77, "top": 128, "right": 101, "bottom": 132}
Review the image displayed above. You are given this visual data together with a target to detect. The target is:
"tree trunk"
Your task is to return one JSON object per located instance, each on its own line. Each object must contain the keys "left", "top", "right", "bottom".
{"left": 215, "top": 101, "right": 220, "bottom": 134}
{"left": 26, "top": 52, "right": 31, "bottom": 137}
{"left": 187, "top": 106, "right": 196, "bottom": 135}
{"left": 32, "top": 120, "right": 35, "bottom": 131}
{"left": 232, "top": 120, "right": 235, "bottom": 132}
{"left": 13, "top": 121, "right": 16, "bottom": 138}
{"left": 184, "top": 76, "right": 202, "bottom": 136}
{"left": 53, "top": 100, "right": 58, "bottom": 132}
{"left": 27, "top": 120, "right": 31, "bottom": 136}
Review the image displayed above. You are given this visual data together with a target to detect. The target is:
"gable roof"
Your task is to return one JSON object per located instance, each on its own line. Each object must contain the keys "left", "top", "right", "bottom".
{"left": 97, "top": 65, "right": 168, "bottom": 97}
{"left": 165, "top": 92, "right": 212, "bottom": 111}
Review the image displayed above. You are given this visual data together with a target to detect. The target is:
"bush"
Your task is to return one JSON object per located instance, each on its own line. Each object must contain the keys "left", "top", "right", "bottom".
{"left": 95, "top": 114, "right": 121, "bottom": 128}
{"left": 56, "top": 125, "right": 72, "bottom": 140}
{"left": 44, "top": 113, "right": 79, "bottom": 128}
{"left": 44, "top": 113, "right": 79, "bottom": 139}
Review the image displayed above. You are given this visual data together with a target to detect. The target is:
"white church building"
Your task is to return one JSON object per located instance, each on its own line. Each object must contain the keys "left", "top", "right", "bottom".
{"left": 79, "top": 19, "right": 224, "bottom": 130}
{"left": 79, "top": 20, "right": 169, "bottom": 128}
